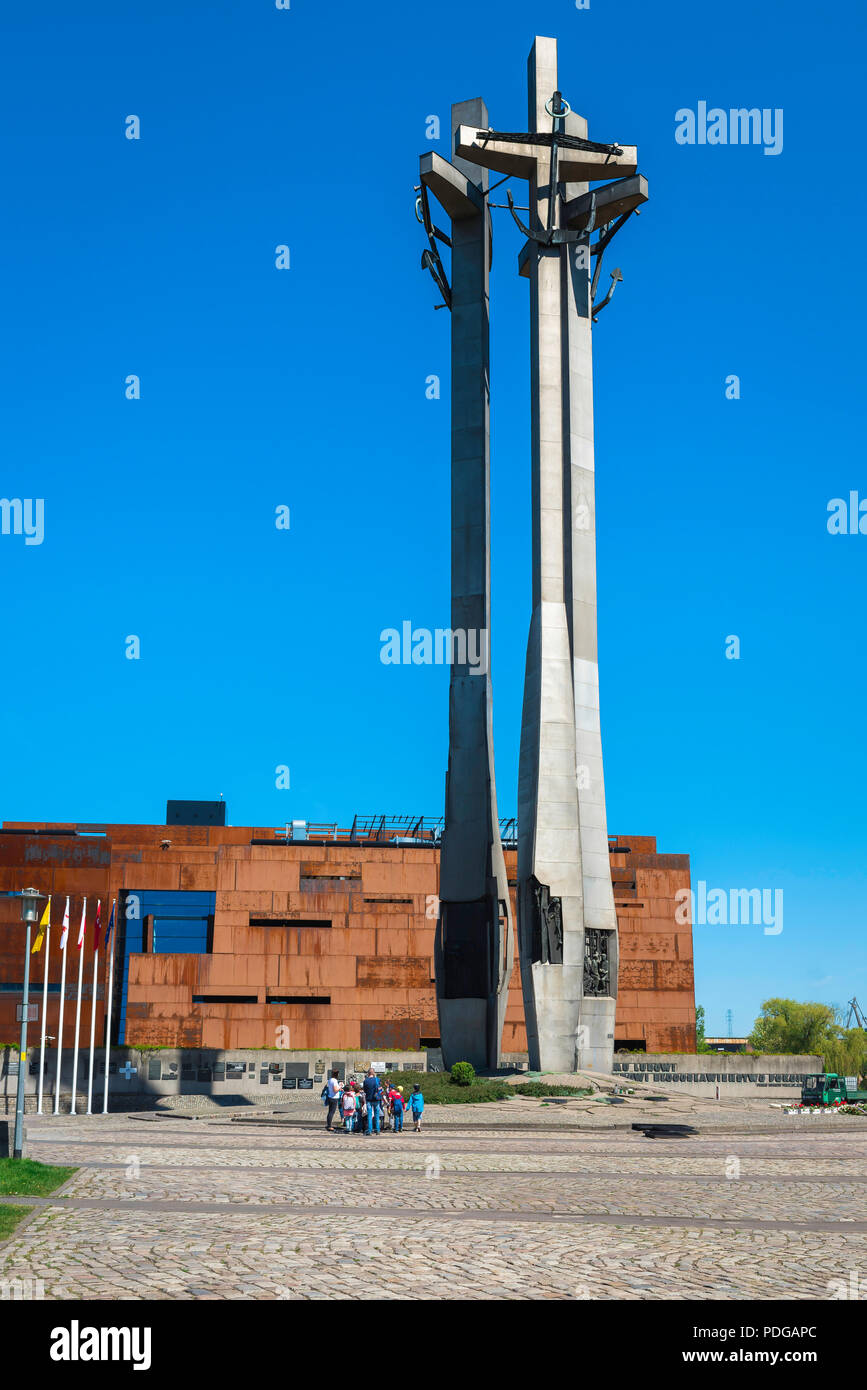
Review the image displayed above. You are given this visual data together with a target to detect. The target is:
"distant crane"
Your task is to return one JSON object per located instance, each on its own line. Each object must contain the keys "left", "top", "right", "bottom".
{"left": 846, "top": 997, "right": 867, "bottom": 1030}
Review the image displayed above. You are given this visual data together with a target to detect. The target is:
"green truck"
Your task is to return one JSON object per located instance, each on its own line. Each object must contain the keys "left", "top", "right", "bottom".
{"left": 800, "top": 1073, "right": 867, "bottom": 1105}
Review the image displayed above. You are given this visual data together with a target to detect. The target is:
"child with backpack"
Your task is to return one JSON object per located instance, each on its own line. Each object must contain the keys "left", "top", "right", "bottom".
{"left": 341, "top": 1084, "right": 357, "bottom": 1132}
{"left": 409, "top": 1083, "right": 424, "bottom": 1132}
{"left": 391, "top": 1088, "right": 405, "bottom": 1133}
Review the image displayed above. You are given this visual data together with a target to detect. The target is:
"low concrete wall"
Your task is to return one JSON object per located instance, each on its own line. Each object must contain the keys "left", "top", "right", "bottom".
{"left": 613, "top": 1053, "right": 822, "bottom": 1098}
{"left": 0, "top": 1047, "right": 430, "bottom": 1112}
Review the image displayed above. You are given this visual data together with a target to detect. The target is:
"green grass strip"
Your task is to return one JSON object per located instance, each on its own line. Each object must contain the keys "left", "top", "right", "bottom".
{"left": 0, "top": 1204, "right": 35, "bottom": 1240}
{"left": 0, "top": 1157, "right": 77, "bottom": 1197}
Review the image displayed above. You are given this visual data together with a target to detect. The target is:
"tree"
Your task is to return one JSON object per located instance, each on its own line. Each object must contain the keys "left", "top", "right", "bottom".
{"left": 748, "top": 998, "right": 867, "bottom": 1076}
{"left": 824, "top": 1027, "right": 867, "bottom": 1078}
{"left": 749, "top": 999, "right": 836, "bottom": 1055}
{"left": 695, "top": 1004, "right": 715, "bottom": 1054}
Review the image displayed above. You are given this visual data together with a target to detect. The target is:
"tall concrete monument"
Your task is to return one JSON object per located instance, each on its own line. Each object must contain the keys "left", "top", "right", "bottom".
{"left": 418, "top": 100, "right": 514, "bottom": 1071}
{"left": 419, "top": 37, "right": 645, "bottom": 1073}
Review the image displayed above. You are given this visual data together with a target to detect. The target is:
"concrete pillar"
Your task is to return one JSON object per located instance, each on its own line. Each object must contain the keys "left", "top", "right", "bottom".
{"left": 425, "top": 100, "right": 514, "bottom": 1072}
{"left": 517, "top": 38, "right": 586, "bottom": 1073}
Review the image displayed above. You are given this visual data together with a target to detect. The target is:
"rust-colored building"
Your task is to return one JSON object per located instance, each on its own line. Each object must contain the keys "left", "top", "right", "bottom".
{"left": 0, "top": 811, "right": 696, "bottom": 1058}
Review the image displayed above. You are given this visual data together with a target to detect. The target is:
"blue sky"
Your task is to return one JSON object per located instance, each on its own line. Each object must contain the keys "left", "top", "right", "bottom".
{"left": 1, "top": 0, "right": 864, "bottom": 1036}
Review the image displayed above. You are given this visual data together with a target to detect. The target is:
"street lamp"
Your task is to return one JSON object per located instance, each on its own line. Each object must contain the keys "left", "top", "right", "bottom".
{"left": 11, "top": 888, "right": 45, "bottom": 1160}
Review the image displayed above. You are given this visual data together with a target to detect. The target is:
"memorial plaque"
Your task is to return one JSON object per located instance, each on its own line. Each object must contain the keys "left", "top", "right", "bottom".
{"left": 259, "top": 1071, "right": 269, "bottom": 1085}
{"left": 214, "top": 1065, "right": 225, "bottom": 1078}
{"left": 7, "top": 1056, "right": 19, "bottom": 1077}
{"left": 148, "top": 1060, "right": 161, "bottom": 1081}
{"left": 109, "top": 1063, "right": 118, "bottom": 1075}
{"left": 226, "top": 1063, "right": 245, "bottom": 1079}
{"left": 197, "top": 1068, "right": 212, "bottom": 1082}
{"left": 161, "top": 1070, "right": 175, "bottom": 1081}
{"left": 298, "top": 1077, "right": 314, "bottom": 1091}
{"left": 282, "top": 1077, "right": 297, "bottom": 1090}
{"left": 29, "top": 1060, "right": 39, "bottom": 1076}
{"left": 269, "top": 1063, "right": 281, "bottom": 1075}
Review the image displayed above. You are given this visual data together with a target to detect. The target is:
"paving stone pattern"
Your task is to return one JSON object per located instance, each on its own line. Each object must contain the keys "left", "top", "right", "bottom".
{"left": 1, "top": 1105, "right": 866, "bottom": 1300}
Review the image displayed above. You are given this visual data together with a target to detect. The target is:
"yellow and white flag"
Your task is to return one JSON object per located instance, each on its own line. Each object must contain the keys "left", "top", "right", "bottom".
{"left": 31, "top": 895, "right": 51, "bottom": 953}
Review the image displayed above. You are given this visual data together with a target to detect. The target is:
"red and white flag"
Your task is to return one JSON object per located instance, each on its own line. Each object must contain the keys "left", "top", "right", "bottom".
{"left": 76, "top": 897, "right": 87, "bottom": 950}
{"left": 59, "top": 896, "right": 71, "bottom": 950}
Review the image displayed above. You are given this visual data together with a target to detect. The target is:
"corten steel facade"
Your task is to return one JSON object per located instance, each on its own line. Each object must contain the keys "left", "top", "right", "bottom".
{"left": 0, "top": 820, "right": 696, "bottom": 1058}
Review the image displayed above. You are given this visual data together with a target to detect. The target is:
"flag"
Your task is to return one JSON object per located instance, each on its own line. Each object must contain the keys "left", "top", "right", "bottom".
{"left": 105, "top": 899, "right": 116, "bottom": 952}
{"left": 76, "top": 898, "right": 87, "bottom": 951}
{"left": 31, "top": 895, "right": 51, "bottom": 953}
{"left": 93, "top": 899, "right": 102, "bottom": 951}
{"left": 59, "top": 897, "right": 70, "bottom": 950}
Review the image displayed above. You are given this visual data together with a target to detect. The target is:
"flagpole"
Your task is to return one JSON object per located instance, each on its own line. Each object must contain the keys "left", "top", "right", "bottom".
{"left": 86, "top": 901, "right": 100, "bottom": 1115}
{"left": 70, "top": 897, "right": 86, "bottom": 1116}
{"left": 54, "top": 896, "right": 70, "bottom": 1115}
{"left": 102, "top": 900, "right": 117, "bottom": 1115}
{"left": 37, "top": 899, "right": 51, "bottom": 1115}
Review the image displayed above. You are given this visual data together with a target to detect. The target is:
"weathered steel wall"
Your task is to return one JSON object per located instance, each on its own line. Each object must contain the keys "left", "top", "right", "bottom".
{"left": 0, "top": 823, "right": 695, "bottom": 1055}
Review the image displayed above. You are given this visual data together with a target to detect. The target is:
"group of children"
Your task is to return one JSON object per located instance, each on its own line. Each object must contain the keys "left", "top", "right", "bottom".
{"left": 323, "top": 1069, "right": 425, "bottom": 1134}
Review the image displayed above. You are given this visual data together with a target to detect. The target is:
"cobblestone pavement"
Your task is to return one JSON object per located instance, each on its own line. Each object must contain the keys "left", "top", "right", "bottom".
{"left": 1, "top": 1109, "right": 865, "bottom": 1300}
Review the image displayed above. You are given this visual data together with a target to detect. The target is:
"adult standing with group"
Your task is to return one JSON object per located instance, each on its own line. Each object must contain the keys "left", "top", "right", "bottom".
{"left": 323, "top": 1070, "right": 341, "bottom": 1132}
{"left": 363, "top": 1067, "right": 383, "bottom": 1134}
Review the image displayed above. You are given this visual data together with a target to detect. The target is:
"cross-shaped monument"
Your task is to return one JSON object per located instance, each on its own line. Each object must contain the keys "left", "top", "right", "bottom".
{"left": 419, "top": 36, "right": 647, "bottom": 1073}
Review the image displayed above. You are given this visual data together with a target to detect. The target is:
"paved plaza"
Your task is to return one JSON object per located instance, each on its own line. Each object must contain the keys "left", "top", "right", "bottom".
{"left": 2, "top": 1100, "right": 867, "bottom": 1300}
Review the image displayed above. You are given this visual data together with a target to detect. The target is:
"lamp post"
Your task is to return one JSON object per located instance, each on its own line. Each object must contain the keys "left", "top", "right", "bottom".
{"left": 12, "top": 888, "right": 45, "bottom": 1160}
